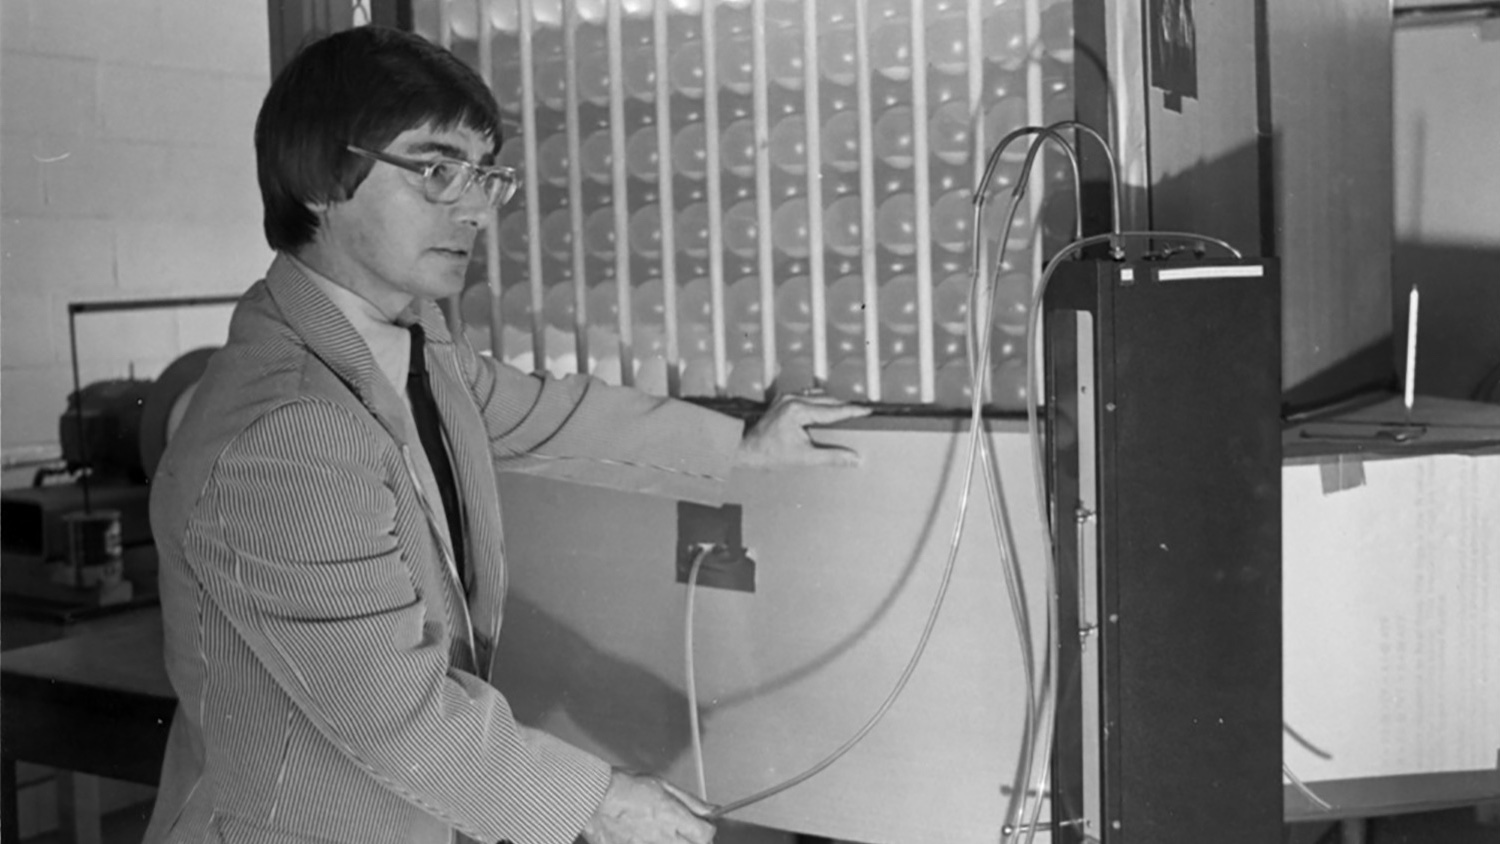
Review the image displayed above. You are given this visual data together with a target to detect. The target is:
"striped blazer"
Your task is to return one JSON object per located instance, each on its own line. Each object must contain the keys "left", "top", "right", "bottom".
{"left": 145, "top": 255, "right": 741, "bottom": 844}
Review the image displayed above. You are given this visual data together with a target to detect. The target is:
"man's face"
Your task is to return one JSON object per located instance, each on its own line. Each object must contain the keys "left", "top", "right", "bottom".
{"left": 309, "top": 122, "right": 496, "bottom": 318}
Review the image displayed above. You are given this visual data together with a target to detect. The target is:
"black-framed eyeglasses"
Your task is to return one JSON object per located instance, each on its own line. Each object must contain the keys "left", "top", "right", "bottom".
{"left": 347, "top": 145, "right": 520, "bottom": 207}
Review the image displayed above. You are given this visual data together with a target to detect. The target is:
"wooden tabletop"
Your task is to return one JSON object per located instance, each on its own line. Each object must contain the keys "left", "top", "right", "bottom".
{"left": 2, "top": 608, "right": 171, "bottom": 699}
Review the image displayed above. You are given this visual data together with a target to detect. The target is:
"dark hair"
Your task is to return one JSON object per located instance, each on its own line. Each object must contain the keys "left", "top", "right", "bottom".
{"left": 254, "top": 26, "right": 503, "bottom": 252}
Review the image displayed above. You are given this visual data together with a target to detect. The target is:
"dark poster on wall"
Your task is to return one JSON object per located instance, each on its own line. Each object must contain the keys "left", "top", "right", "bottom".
{"left": 1149, "top": 0, "right": 1198, "bottom": 111}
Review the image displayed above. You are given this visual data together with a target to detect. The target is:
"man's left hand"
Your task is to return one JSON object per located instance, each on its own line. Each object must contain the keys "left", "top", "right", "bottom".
{"left": 735, "top": 390, "right": 872, "bottom": 470}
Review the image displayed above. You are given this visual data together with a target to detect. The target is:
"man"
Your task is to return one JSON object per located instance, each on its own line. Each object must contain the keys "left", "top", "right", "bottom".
{"left": 145, "top": 25, "right": 867, "bottom": 844}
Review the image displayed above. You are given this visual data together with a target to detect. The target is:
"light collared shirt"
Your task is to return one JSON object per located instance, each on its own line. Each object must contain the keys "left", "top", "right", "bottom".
{"left": 289, "top": 253, "right": 416, "bottom": 398}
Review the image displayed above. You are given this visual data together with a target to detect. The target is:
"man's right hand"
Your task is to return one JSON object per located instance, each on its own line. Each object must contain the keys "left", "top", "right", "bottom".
{"left": 580, "top": 769, "right": 716, "bottom": 844}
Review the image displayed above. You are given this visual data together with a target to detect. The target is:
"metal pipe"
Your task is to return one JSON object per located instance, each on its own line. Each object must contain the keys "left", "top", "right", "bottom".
{"left": 752, "top": 0, "right": 777, "bottom": 394}
{"left": 909, "top": 0, "right": 935, "bottom": 402}
{"left": 68, "top": 295, "right": 239, "bottom": 314}
{"left": 607, "top": 0, "right": 634, "bottom": 385}
{"left": 653, "top": 0, "right": 682, "bottom": 396}
{"left": 701, "top": 0, "right": 728, "bottom": 394}
{"left": 801, "top": 0, "right": 828, "bottom": 385}
{"left": 518, "top": 1, "right": 546, "bottom": 370}
{"left": 562, "top": 1, "right": 590, "bottom": 371}
{"left": 853, "top": 0, "right": 880, "bottom": 401}
{"left": 476, "top": 0, "right": 506, "bottom": 359}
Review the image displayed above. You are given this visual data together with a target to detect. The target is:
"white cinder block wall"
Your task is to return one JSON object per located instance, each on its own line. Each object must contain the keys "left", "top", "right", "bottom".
{"left": 0, "top": 0, "right": 272, "bottom": 834}
{"left": 1, "top": 0, "right": 273, "bottom": 466}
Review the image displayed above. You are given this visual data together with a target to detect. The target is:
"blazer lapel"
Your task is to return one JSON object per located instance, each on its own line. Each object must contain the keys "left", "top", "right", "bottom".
{"left": 263, "top": 255, "right": 411, "bottom": 444}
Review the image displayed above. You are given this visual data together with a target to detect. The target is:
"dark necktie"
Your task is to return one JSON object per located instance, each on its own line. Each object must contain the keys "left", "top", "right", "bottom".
{"left": 407, "top": 324, "right": 465, "bottom": 583}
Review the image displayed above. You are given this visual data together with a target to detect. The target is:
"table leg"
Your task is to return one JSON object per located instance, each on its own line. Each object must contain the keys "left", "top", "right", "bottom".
{"left": 3, "top": 753, "right": 18, "bottom": 844}
{"left": 57, "top": 773, "right": 102, "bottom": 844}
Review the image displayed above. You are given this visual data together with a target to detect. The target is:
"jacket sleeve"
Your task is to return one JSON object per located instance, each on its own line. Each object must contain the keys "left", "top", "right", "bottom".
{"left": 189, "top": 397, "right": 611, "bottom": 844}
{"left": 453, "top": 337, "right": 744, "bottom": 505}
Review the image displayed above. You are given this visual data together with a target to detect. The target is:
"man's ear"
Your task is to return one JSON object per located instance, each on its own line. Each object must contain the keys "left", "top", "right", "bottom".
{"left": 307, "top": 179, "right": 356, "bottom": 213}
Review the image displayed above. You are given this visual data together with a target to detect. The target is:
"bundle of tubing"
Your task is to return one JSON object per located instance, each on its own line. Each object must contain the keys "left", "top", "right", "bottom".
{"left": 680, "top": 112, "right": 1327, "bottom": 837}
{"left": 678, "top": 124, "right": 1086, "bottom": 827}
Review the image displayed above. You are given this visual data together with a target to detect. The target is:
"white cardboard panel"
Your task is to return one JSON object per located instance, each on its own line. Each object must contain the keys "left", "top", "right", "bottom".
{"left": 1282, "top": 451, "right": 1500, "bottom": 783}
{"left": 496, "top": 424, "right": 1053, "bottom": 844}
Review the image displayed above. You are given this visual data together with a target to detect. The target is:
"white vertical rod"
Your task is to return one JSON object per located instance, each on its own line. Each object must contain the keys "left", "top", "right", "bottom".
{"left": 1109, "top": 0, "right": 1147, "bottom": 231}
{"left": 653, "top": 0, "right": 682, "bottom": 396}
{"left": 1024, "top": 0, "right": 1044, "bottom": 263}
{"left": 967, "top": 0, "right": 986, "bottom": 385}
{"left": 751, "top": 0, "right": 777, "bottom": 394}
{"left": 437, "top": 0, "right": 458, "bottom": 336}
{"left": 701, "top": 2, "right": 728, "bottom": 393}
{"left": 1024, "top": 0, "right": 1044, "bottom": 403}
{"left": 854, "top": 0, "right": 881, "bottom": 401}
{"left": 608, "top": 0, "right": 636, "bottom": 385}
{"left": 519, "top": 2, "right": 546, "bottom": 370}
{"left": 562, "top": 1, "right": 590, "bottom": 371}
{"left": 909, "top": 0, "right": 935, "bottom": 402}
{"left": 478, "top": 0, "right": 505, "bottom": 358}
{"left": 485, "top": 210, "right": 506, "bottom": 355}
{"left": 802, "top": 0, "right": 828, "bottom": 383}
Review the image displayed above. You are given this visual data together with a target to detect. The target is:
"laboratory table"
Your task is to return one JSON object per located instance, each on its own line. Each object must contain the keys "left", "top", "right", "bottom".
{"left": 0, "top": 610, "right": 174, "bottom": 843}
